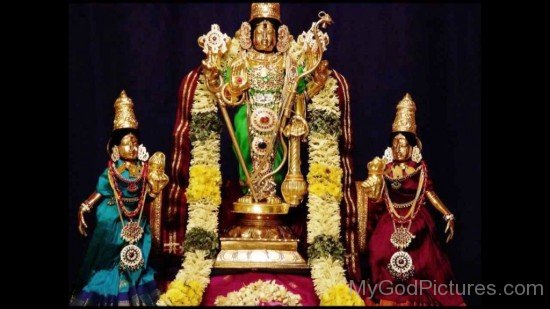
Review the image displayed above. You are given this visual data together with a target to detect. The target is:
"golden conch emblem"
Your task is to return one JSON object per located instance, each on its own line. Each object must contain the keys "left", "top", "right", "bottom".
{"left": 250, "top": 3, "right": 281, "bottom": 22}
{"left": 392, "top": 93, "right": 417, "bottom": 135}
{"left": 113, "top": 90, "right": 138, "bottom": 130}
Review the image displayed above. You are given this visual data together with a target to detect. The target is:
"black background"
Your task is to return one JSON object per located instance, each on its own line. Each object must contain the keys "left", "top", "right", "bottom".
{"left": 69, "top": 3, "right": 481, "bottom": 305}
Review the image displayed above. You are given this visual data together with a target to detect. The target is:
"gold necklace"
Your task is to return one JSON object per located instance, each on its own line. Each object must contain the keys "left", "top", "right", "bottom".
{"left": 384, "top": 164, "right": 422, "bottom": 189}
{"left": 246, "top": 49, "right": 282, "bottom": 64}
{"left": 116, "top": 161, "right": 142, "bottom": 178}
{"left": 107, "top": 169, "right": 146, "bottom": 272}
{"left": 385, "top": 165, "right": 426, "bottom": 281}
{"left": 385, "top": 167, "right": 425, "bottom": 222}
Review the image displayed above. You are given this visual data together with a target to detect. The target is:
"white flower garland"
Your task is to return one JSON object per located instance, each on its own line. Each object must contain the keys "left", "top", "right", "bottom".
{"left": 214, "top": 280, "right": 302, "bottom": 306}
{"left": 310, "top": 256, "right": 348, "bottom": 296}
{"left": 306, "top": 76, "right": 363, "bottom": 305}
{"left": 159, "top": 36, "right": 243, "bottom": 307}
{"left": 307, "top": 193, "right": 342, "bottom": 242}
{"left": 174, "top": 250, "right": 215, "bottom": 289}
{"left": 306, "top": 75, "right": 346, "bottom": 279}
{"left": 157, "top": 74, "right": 221, "bottom": 306}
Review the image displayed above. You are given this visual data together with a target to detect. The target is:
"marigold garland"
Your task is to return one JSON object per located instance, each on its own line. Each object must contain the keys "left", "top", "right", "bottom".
{"left": 320, "top": 283, "right": 365, "bottom": 306}
{"left": 159, "top": 280, "right": 204, "bottom": 306}
{"left": 186, "top": 165, "right": 222, "bottom": 205}
{"left": 307, "top": 163, "right": 343, "bottom": 201}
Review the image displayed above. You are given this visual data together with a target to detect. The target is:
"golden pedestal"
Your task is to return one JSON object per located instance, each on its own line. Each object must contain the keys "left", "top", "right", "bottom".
{"left": 214, "top": 201, "right": 308, "bottom": 271}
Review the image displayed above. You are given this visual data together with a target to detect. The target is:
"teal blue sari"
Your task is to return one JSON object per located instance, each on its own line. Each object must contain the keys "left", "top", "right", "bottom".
{"left": 70, "top": 160, "right": 159, "bottom": 305}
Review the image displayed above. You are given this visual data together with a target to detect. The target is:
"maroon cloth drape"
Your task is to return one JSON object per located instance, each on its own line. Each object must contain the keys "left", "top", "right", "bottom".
{"left": 333, "top": 71, "right": 361, "bottom": 282}
{"left": 161, "top": 66, "right": 202, "bottom": 257}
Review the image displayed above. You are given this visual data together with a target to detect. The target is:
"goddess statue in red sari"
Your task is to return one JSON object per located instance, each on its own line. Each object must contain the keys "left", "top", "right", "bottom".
{"left": 358, "top": 93, "right": 465, "bottom": 306}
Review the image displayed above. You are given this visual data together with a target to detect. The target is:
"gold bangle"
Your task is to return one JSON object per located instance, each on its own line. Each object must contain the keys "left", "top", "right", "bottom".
{"left": 443, "top": 213, "right": 454, "bottom": 221}
{"left": 80, "top": 202, "right": 90, "bottom": 212}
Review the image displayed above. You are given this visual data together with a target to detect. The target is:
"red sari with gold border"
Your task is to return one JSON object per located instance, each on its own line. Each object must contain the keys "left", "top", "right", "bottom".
{"left": 365, "top": 160, "right": 465, "bottom": 306}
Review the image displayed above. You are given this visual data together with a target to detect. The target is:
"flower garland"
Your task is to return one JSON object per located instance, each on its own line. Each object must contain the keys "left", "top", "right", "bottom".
{"left": 159, "top": 33, "right": 363, "bottom": 305}
{"left": 306, "top": 76, "right": 364, "bottom": 306}
{"left": 157, "top": 74, "right": 222, "bottom": 306}
{"left": 214, "top": 280, "right": 302, "bottom": 306}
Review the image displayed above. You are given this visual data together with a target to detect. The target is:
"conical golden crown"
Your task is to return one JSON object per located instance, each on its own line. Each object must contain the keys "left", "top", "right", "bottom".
{"left": 250, "top": 3, "right": 281, "bottom": 22}
{"left": 392, "top": 93, "right": 417, "bottom": 135}
{"left": 113, "top": 90, "right": 138, "bottom": 130}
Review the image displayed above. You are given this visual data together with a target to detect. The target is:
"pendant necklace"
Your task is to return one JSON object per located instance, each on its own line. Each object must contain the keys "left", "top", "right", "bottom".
{"left": 385, "top": 164, "right": 426, "bottom": 281}
{"left": 108, "top": 161, "right": 149, "bottom": 272}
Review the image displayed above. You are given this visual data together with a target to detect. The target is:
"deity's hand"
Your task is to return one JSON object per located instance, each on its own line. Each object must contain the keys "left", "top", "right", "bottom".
{"left": 361, "top": 157, "right": 386, "bottom": 201}
{"left": 307, "top": 60, "right": 331, "bottom": 99}
{"left": 77, "top": 192, "right": 101, "bottom": 236}
{"left": 78, "top": 203, "right": 90, "bottom": 237}
{"left": 283, "top": 116, "right": 309, "bottom": 138}
{"left": 362, "top": 174, "right": 384, "bottom": 201}
{"left": 226, "top": 58, "right": 249, "bottom": 97}
{"left": 147, "top": 152, "right": 169, "bottom": 198}
{"left": 147, "top": 171, "right": 169, "bottom": 198}
{"left": 445, "top": 217, "right": 455, "bottom": 243}
{"left": 202, "top": 57, "right": 221, "bottom": 91}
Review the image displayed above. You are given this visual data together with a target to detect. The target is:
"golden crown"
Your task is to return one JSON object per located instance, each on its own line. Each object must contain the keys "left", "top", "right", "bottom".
{"left": 113, "top": 90, "right": 138, "bottom": 130}
{"left": 392, "top": 93, "right": 417, "bottom": 135}
{"left": 250, "top": 3, "right": 281, "bottom": 22}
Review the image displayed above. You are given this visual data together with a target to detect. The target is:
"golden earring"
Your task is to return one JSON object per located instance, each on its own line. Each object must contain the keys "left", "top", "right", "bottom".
{"left": 111, "top": 146, "right": 120, "bottom": 162}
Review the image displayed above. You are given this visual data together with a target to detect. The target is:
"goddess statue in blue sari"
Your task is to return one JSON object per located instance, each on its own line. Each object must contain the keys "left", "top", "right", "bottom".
{"left": 70, "top": 91, "right": 168, "bottom": 305}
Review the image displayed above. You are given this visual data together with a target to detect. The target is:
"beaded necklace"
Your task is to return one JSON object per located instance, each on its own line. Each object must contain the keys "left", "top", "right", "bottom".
{"left": 107, "top": 160, "right": 149, "bottom": 272}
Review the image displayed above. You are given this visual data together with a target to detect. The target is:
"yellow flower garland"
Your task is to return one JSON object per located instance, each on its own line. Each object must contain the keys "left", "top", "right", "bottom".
{"left": 186, "top": 165, "right": 222, "bottom": 205}
{"left": 320, "top": 283, "right": 365, "bottom": 306}
{"left": 308, "top": 163, "right": 343, "bottom": 200}
{"left": 159, "top": 280, "right": 204, "bottom": 306}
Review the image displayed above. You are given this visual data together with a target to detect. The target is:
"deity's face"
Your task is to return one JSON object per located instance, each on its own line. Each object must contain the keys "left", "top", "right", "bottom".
{"left": 118, "top": 133, "right": 138, "bottom": 160}
{"left": 391, "top": 134, "right": 412, "bottom": 162}
{"left": 252, "top": 20, "right": 276, "bottom": 52}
